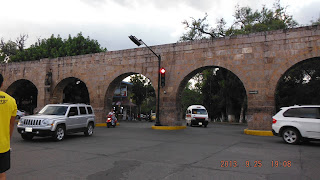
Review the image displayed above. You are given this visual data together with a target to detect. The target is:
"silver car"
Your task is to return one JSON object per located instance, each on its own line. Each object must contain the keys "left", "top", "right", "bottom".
{"left": 17, "top": 104, "right": 95, "bottom": 141}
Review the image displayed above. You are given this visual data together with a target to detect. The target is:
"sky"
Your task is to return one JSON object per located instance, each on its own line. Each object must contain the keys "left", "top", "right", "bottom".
{"left": 1, "top": 0, "right": 319, "bottom": 51}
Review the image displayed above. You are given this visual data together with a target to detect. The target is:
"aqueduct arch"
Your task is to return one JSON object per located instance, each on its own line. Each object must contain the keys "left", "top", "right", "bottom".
{"left": 274, "top": 57, "right": 320, "bottom": 110}
{"left": 6, "top": 79, "right": 38, "bottom": 114}
{"left": 176, "top": 65, "right": 247, "bottom": 122}
{"left": 52, "top": 77, "right": 90, "bottom": 104}
{"left": 103, "top": 72, "right": 156, "bottom": 121}
{"left": 0, "top": 25, "right": 319, "bottom": 130}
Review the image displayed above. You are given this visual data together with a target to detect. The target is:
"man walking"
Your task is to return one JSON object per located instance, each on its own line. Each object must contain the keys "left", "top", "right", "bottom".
{"left": 0, "top": 73, "right": 17, "bottom": 180}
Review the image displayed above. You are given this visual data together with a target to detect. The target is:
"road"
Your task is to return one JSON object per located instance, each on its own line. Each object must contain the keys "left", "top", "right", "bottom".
{"left": 7, "top": 121, "right": 320, "bottom": 180}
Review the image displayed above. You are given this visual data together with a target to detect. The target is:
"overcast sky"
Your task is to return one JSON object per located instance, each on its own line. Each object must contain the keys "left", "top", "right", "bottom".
{"left": 1, "top": 0, "right": 319, "bottom": 51}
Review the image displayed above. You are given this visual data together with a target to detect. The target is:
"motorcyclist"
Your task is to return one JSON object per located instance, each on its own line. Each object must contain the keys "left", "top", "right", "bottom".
{"left": 108, "top": 109, "right": 116, "bottom": 125}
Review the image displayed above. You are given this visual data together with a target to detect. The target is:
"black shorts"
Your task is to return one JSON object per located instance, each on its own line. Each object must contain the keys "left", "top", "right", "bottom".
{"left": 0, "top": 150, "right": 10, "bottom": 173}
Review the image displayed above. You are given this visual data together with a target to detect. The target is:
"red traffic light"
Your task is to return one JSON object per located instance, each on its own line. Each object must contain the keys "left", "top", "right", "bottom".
{"left": 160, "top": 68, "right": 166, "bottom": 74}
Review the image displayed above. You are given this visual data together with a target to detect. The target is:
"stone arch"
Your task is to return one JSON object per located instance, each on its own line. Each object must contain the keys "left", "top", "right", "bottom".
{"left": 274, "top": 56, "right": 320, "bottom": 110}
{"left": 103, "top": 72, "right": 156, "bottom": 122}
{"left": 6, "top": 79, "right": 38, "bottom": 114}
{"left": 52, "top": 77, "right": 90, "bottom": 104}
{"left": 175, "top": 65, "right": 247, "bottom": 123}
{"left": 269, "top": 50, "right": 320, "bottom": 98}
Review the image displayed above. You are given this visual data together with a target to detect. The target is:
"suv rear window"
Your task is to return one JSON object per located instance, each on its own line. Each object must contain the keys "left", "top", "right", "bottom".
{"left": 79, "top": 107, "right": 87, "bottom": 115}
{"left": 68, "top": 107, "right": 79, "bottom": 116}
{"left": 283, "top": 107, "right": 320, "bottom": 119}
{"left": 87, "top": 106, "right": 93, "bottom": 114}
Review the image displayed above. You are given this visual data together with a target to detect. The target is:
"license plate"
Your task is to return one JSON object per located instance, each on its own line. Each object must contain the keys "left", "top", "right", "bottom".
{"left": 199, "top": 122, "right": 202, "bottom": 125}
{"left": 25, "top": 127, "right": 32, "bottom": 132}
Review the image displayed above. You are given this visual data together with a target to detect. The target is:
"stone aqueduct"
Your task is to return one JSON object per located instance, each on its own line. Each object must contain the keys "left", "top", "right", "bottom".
{"left": 0, "top": 25, "right": 319, "bottom": 130}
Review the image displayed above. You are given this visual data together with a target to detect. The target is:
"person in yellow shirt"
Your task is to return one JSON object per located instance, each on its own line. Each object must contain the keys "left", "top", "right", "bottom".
{"left": 0, "top": 73, "right": 17, "bottom": 180}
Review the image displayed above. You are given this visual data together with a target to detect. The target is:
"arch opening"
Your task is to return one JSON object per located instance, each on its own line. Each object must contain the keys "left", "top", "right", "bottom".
{"left": 52, "top": 77, "right": 90, "bottom": 104}
{"left": 275, "top": 57, "right": 320, "bottom": 111}
{"left": 104, "top": 73, "right": 156, "bottom": 122}
{"left": 176, "top": 66, "right": 247, "bottom": 124}
{"left": 6, "top": 79, "right": 38, "bottom": 115}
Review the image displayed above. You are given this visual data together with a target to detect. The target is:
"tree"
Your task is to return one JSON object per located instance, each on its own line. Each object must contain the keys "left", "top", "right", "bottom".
{"left": 141, "top": 82, "right": 156, "bottom": 115}
{"left": 0, "top": 39, "right": 18, "bottom": 63}
{"left": 311, "top": 17, "right": 320, "bottom": 25}
{"left": 129, "top": 75, "right": 156, "bottom": 118}
{"left": 275, "top": 58, "right": 320, "bottom": 111}
{"left": 181, "top": 82, "right": 203, "bottom": 117}
{"left": 2, "top": 32, "right": 107, "bottom": 62}
{"left": 180, "top": 14, "right": 227, "bottom": 41}
{"left": 201, "top": 68, "right": 246, "bottom": 122}
{"left": 16, "top": 34, "right": 28, "bottom": 51}
{"left": 180, "top": 0, "right": 298, "bottom": 41}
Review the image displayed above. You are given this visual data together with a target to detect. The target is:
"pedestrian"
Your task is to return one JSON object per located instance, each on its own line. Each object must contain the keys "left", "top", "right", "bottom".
{"left": 0, "top": 73, "right": 17, "bottom": 180}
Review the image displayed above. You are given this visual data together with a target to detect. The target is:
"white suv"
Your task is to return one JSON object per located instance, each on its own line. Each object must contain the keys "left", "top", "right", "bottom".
{"left": 272, "top": 105, "right": 320, "bottom": 144}
{"left": 17, "top": 104, "right": 95, "bottom": 141}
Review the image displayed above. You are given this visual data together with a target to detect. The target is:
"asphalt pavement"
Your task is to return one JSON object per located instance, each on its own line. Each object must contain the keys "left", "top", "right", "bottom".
{"left": 7, "top": 121, "right": 320, "bottom": 180}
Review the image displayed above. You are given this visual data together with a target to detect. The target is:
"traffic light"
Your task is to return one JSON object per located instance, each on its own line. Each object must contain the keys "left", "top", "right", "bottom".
{"left": 160, "top": 68, "right": 165, "bottom": 87}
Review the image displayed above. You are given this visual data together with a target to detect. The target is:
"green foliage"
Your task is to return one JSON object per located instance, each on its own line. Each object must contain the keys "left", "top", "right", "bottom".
{"left": 180, "top": 0, "right": 298, "bottom": 41}
{"left": 0, "top": 39, "right": 18, "bottom": 62}
{"left": 276, "top": 58, "right": 320, "bottom": 111}
{"left": 129, "top": 75, "right": 156, "bottom": 115}
{"left": 180, "top": 68, "right": 246, "bottom": 122}
{"left": 181, "top": 82, "right": 203, "bottom": 114}
{"left": 311, "top": 17, "right": 320, "bottom": 25}
{"left": 201, "top": 68, "right": 246, "bottom": 121}
{"left": 8, "top": 32, "right": 107, "bottom": 62}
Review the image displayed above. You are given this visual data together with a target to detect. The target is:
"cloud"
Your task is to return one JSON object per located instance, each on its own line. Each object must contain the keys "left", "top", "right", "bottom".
{"left": 1, "top": 0, "right": 319, "bottom": 52}
{"left": 80, "top": 0, "right": 107, "bottom": 7}
{"left": 293, "top": 1, "right": 320, "bottom": 25}
{"left": 104, "top": 0, "right": 215, "bottom": 11}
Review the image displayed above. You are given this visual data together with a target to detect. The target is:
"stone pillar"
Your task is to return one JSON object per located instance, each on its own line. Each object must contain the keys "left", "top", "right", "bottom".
{"left": 159, "top": 86, "right": 183, "bottom": 126}
{"left": 246, "top": 90, "right": 275, "bottom": 130}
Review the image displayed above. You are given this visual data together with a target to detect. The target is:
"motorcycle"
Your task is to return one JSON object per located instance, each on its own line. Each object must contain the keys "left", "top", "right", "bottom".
{"left": 106, "top": 114, "right": 117, "bottom": 128}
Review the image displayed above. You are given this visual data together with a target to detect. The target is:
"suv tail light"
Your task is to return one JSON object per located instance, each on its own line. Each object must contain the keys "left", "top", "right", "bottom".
{"left": 272, "top": 118, "right": 277, "bottom": 124}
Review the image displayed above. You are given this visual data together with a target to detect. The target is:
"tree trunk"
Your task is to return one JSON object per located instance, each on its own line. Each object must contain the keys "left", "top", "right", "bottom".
{"left": 239, "top": 97, "right": 246, "bottom": 123}
{"left": 226, "top": 96, "right": 235, "bottom": 123}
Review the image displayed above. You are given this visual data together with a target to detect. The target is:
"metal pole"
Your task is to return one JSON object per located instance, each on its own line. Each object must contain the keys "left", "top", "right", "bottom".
{"left": 155, "top": 55, "right": 161, "bottom": 126}
{"left": 129, "top": 36, "right": 161, "bottom": 126}
{"left": 139, "top": 40, "right": 161, "bottom": 126}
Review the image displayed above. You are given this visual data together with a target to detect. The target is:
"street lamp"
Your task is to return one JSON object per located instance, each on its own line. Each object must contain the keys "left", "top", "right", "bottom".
{"left": 129, "top": 35, "right": 161, "bottom": 126}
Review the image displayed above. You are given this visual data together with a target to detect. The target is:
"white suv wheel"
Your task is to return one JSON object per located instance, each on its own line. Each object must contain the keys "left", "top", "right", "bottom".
{"left": 282, "top": 128, "right": 300, "bottom": 144}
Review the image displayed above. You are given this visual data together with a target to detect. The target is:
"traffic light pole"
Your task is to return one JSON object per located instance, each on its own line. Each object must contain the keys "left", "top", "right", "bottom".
{"left": 129, "top": 36, "right": 162, "bottom": 126}
{"left": 141, "top": 42, "right": 161, "bottom": 126}
{"left": 155, "top": 55, "right": 161, "bottom": 126}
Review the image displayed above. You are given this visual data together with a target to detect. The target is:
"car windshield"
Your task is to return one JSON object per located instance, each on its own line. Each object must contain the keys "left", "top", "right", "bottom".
{"left": 192, "top": 109, "right": 207, "bottom": 115}
{"left": 38, "top": 106, "right": 68, "bottom": 115}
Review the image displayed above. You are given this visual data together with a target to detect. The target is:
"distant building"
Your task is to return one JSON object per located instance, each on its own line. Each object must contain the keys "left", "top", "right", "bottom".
{"left": 112, "top": 81, "right": 136, "bottom": 120}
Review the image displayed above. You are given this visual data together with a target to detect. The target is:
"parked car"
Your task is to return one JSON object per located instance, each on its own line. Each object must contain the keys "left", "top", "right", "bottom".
{"left": 17, "top": 104, "right": 95, "bottom": 141}
{"left": 16, "top": 110, "right": 26, "bottom": 119}
{"left": 272, "top": 105, "right": 320, "bottom": 144}
{"left": 185, "top": 105, "right": 209, "bottom": 127}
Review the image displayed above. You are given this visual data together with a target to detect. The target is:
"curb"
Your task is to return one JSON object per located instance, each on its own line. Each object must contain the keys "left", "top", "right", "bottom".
{"left": 244, "top": 128, "right": 273, "bottom": 136}
{"left": 152, "top": 126, "right": 187, "bottom": 130}
{"left": 96, "top": 123, "right": 120, "bottom": 127}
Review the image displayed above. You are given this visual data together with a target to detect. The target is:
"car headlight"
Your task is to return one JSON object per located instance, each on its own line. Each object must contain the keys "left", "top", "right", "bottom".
{"left": 42, "top": 119, "right": 53, "bottom": 126}
{"left": 18, "top": 119, "right": 24, "bottom": 125}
